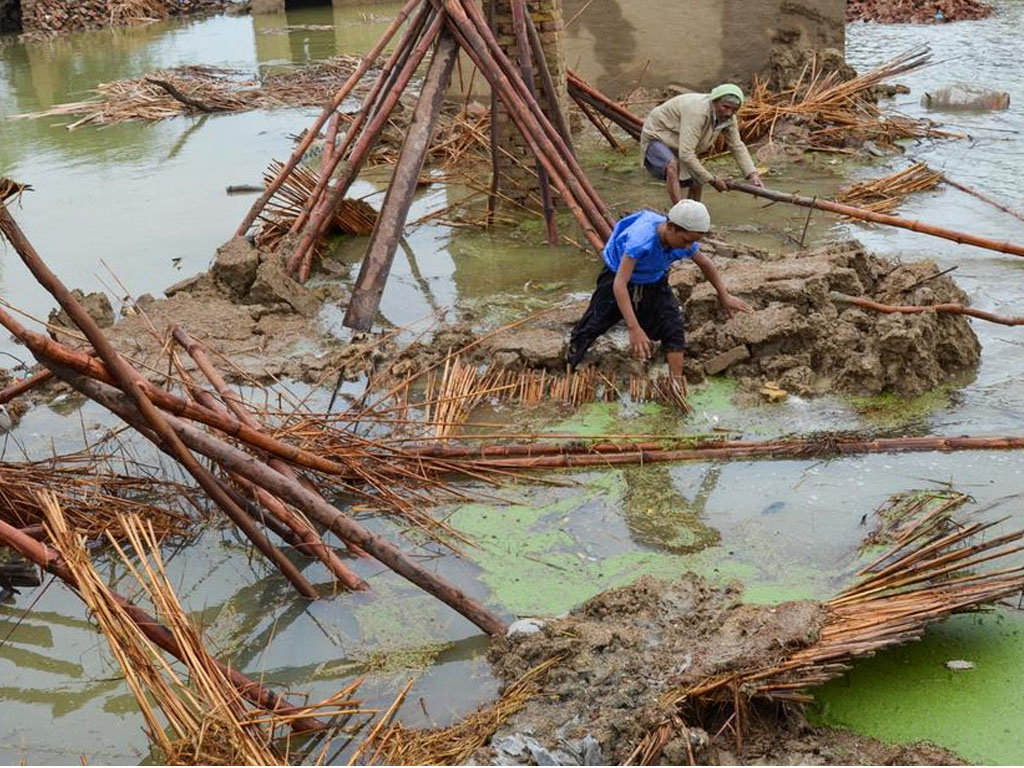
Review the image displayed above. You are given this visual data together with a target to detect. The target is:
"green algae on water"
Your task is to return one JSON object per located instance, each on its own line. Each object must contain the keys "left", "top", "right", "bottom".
{"left": 810, "top": 610, "right": 1024, "bottom": 765}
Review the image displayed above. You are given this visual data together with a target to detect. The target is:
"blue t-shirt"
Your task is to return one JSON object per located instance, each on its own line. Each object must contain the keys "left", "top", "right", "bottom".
{"left": 601, "top": 210, "right": 699, "bottom": 285}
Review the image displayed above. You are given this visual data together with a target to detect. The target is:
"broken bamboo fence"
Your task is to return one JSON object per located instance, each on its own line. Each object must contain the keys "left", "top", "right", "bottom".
{"left": 0, "top": 191, "right": 507, "bottom": 637}
{"left": 728, "top": 180, "right": 1024, "bottom": 259}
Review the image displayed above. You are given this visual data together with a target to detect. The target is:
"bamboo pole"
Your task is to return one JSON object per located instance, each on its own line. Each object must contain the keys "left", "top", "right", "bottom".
{"left": 0, "top": 204, "right": 318, "bottom": 599}
{"left": 942, "top": 174, "right": 1024, "bottom": 224}
{"left": 0, "top": 308, "right": 358, "bottom": 477}
{"left": 344, "top": 31, "right": 459, "bottom": 331}
{"left": 52, "top": 368, "right": 508, "bottom": 638}
{"left": 440, "top": 434, "right": 1024, "bottom": 469}
{"left": 171, "top": 328, "right": 368, "bottom": 589}
{"left": 728, "top": 181, "right": 1024, "bottom": 259}
{"left": 437, "top": 0, "right": 609, "bottom": 249}
{"left": 288, "top": 2, "right": 435, "bottom": 240}
{"left": 567, "top": 69, "right": 642, "bottom": 140}
{"left": 0, "top": 518, "right": 326, "bottom": 733}
{"left": 830, "top": 291, "right": 1024, "bottom": 326}
{"left": 524, "top": 11, "right": 574, "bottom": 155}
{"left": 291, "top": 11, "right": 446, "bottom": 281}
{"left": 0, "top": 368, "right": 52, "bottom": 405}
{"left": 235, "top": 0, "right": 424, "bottom": 237}
{"left": 455, "top": 0, "right": 613, "bottom": 229}
{"left": 485, "top": 0, "right": 501, "bottom": 224}
{"left": 510, "top": 0, "right": 557, "bottom": 245}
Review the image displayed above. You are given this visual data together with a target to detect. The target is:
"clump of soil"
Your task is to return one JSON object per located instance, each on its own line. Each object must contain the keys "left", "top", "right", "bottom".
{"left": 487, "top": 238, "right": 981, "bottom": 399}
{"left": 478, "top": 573, "right": 965, "bottom": 766}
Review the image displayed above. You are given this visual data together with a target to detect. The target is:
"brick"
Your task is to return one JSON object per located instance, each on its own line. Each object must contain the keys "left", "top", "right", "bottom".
{"left": 703, "top": 345, "right": 751, "bottom": 375}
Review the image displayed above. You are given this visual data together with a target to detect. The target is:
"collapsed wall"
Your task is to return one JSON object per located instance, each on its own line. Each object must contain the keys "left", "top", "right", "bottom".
{"left": 19, "top": 0, "right": 229, "bottom": 33}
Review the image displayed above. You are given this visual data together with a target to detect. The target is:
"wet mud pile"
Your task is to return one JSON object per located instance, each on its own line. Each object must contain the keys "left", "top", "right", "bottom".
{"left": 479, "top": 574, "right": 962, "bottom": 766}
{"left": 488, "top": 239, "right": 981, "bottom": 399}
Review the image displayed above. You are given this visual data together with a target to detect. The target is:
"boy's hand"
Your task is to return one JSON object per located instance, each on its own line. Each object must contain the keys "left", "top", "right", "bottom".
{"left": 629, "top": 326, "right": 654, "bottom": 360}
{"left": 720, "top": 293, "right": 753, "bottom": 317}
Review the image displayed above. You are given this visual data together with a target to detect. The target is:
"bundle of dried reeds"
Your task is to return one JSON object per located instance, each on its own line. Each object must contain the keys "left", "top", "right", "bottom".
{"left": 9, "top": 57, "right": 364, "bottom": 128}
{"left": 42, "top": 495, "right": 369, "bottom": 763}
{"left": 0, "top": 457, "right": 195, "bottom": 540}
{"left": 255, "top": 160, "right": 378, "bottom": 253}
{"left": 736, "top": 46, "right": 962, "bottom": 152}
{"left": 108, "top": 0, "right": 170, "bottom": 26}
{"left": 837, "top": 162, "right": 944, "bottom": 214}
{"left": 630, "top": 502, "right": 1024, "bottom": 764}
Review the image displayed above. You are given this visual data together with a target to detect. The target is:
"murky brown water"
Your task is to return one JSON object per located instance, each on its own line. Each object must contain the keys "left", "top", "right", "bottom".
{"left": 2, "top": 1, "right": 1024, "bottom": 763}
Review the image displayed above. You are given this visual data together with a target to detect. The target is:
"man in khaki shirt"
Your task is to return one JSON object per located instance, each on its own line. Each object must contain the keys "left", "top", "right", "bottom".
{"left": 641, "top": 83, "right": 763, "bottom": 204}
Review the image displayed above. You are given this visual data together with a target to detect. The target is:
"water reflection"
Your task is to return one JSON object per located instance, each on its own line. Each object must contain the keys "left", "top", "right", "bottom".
{"left": 623, "top": 464, "right": 722, "bottom": 554}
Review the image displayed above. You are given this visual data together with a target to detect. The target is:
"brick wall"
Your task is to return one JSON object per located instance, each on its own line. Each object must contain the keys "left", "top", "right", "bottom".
{"left": 492, "top": 0, "right": 568, "bottom": 205}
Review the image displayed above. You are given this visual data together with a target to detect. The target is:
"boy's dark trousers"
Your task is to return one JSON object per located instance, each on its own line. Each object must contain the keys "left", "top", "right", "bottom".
{"left": 567, "top": 268, "right": 686, "bottom": 367}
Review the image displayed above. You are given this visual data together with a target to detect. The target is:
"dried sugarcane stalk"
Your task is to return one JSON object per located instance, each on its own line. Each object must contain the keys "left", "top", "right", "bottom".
{"left": 729, "top": 181, "right": 1024, "bottom": 259}
{"left": 236, "top": 0, "right": 425, "bottom": 237}
{"left": 49, "top": 367, "right": 508, "bottom": 637}
{"left": 0, "top": 201, "right": 318, "bottom": 599}
{"left": 0, "top": 518, "right": 326, "bottom": 733}
{"left": 830, "top": 291, "right": 1024, "bottom": 326}
{"left": 344, "top": 31, "right": 459, "bottom": 330}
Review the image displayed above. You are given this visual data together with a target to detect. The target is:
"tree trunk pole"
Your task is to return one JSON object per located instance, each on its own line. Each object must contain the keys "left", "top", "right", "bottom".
{"left": 729, "top": 181, "right": 1024, "bottom": 259}
{"left": 344, "top": 31, "right": 460, "bottom": 331}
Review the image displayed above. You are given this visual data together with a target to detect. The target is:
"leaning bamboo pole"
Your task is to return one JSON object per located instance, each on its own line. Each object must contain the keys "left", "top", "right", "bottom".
{"left": 0, "top": 518, "right": 327, "bottom": 733}
{"left": 728, "top": 181, "right": 1024, "bottom": 259}
{"left": 170, "top": 327, "right": 368, "bottom": 590}
{"left": 510, "top": 0, "right": 557, "bottom": 245}
{"left": 235, "top": 0, "right": 424, "bottom": 237}
{"left": 942, "top": 174, "right": 1024, "bottom": 224}
{"left": 830, "top": 291, "right": 1024, "bottom": 326}
{"left": 47, "top": 366, "right": 508, "bottom": 637}
{"left": 290, "top": 10, "right": 446, "bottom": 279}
{"left": 0, "top": 202, "right": 319, "bottom": 600}
{"left": 566, "top": 69, "right": 642, "bottom": 140}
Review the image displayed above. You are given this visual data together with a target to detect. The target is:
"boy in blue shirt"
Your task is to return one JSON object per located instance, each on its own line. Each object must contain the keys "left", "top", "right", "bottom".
{"left": 567, "top": 200, "right": 750, "bottom": 389}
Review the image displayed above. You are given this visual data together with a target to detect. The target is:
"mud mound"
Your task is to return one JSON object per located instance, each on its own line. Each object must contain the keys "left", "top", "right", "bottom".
{"left": 847, "top": 0, "right": 993, "bottom": 24}
{"left": 488, "top": 239, "right": 981, "bottom": 398}
{"left": 482, "top": 574, "right": 825, "bottom": 765}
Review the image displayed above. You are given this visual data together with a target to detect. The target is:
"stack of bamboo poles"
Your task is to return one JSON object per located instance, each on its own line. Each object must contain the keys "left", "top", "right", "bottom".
{"left": 238, "top": 0, "right": 614, "bottom": 313}
{"left": 41, "top": 494, "right": 383, "bottom": 762}
{"left": 629, "top": 503, "right": 1024, "bottom": 764}
{"left": 837, "top": 162, "right": 944, "bottom": 214}
{"left": 0, "top": 190, "right": 507, "bottom": 637}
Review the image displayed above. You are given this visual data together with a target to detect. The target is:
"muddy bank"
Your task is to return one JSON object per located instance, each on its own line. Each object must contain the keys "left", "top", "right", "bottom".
{"left": 485, "top": 238, "right": 981, "bottom": 399}
{"left": 19, "top": 0, "right": 238, "bottom": 35}
{"left": 477, "top": 573, "right": 964, "bottom": 766}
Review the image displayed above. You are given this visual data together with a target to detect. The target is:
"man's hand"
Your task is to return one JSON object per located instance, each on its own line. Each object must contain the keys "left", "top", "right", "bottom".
{"left": 720, "top": 293, "right": 753, "bottom": 317}
{"left": 629, "top": 326, "right": 654, "bottom": 360}
{"left": 711, "top": 177, "right": 730, "bottom": 193}
{"left": 746, "top": 171, "right": 764, "bottom": 188}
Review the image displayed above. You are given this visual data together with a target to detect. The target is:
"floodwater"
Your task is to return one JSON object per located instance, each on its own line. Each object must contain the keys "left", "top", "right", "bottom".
{"left": 2, "top": 0, "right": 1024, "bottom": 764}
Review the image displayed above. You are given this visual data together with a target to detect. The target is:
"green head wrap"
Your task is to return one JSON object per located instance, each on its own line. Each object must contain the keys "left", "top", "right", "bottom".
{"left": 710, "top": 83, "right": 744, "bottom": 106}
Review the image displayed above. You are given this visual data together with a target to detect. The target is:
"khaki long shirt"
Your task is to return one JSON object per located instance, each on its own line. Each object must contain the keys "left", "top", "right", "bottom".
{"left": 640, "top": 93, "right": 756, "bottom": 184}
